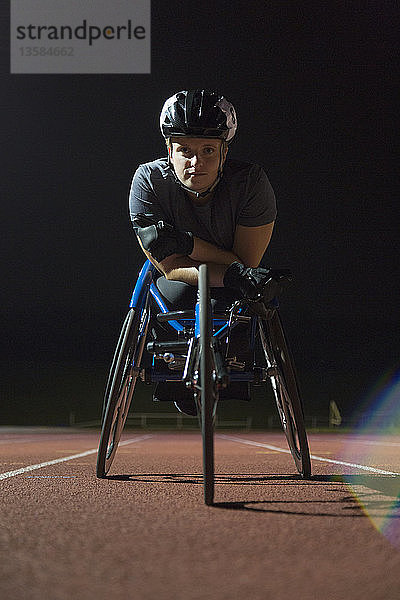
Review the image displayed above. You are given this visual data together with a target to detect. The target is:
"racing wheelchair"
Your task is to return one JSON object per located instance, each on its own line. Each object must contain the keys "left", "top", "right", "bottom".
{"left": 96, "top": 250, "right": 311, "bottom": 505}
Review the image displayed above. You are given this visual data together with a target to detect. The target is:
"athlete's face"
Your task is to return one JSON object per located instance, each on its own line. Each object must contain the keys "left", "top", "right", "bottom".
{"left": 169, "top": 137, "right": 227, "bottom": 194}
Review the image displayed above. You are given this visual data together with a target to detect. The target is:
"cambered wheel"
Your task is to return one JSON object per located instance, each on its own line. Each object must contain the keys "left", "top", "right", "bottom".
{"left": 101, "top": 310, "right": 131, "bottom": 422}
{"left": 258, "top": 311, "right": 311, "bottom": 478}
{"left": 96, "top": 303, "right": 149, "bottom": 478}
{"left": 198, "top": 264, "right": 217, "bottom": 505}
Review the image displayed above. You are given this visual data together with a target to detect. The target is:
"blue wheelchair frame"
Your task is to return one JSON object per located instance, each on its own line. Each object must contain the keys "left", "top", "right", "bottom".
{"left": 129, "top": 258, "right": 261, "bottom": 385}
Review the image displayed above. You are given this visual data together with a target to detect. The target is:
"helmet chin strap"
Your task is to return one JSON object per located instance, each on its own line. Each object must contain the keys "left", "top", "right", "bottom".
{"left": 168, "top": 142, "right": 225, "bottom": 199}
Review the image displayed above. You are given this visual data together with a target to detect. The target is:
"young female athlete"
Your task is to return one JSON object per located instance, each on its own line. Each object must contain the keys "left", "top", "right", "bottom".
{"left": 129, "top": 90, "right": 277, "bottom": 414}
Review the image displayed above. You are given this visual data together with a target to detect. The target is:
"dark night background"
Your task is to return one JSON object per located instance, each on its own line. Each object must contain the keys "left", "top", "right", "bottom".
{"left": 2, "top": 2, "right": 399, "bottom": 426}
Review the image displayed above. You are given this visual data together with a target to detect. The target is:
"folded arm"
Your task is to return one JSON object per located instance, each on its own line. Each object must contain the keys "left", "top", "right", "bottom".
{"left": 136, "top": 236, "right": 237, "bottom": 287}
{"left": 135, "top": 220, "right": 275, "bottom": 287}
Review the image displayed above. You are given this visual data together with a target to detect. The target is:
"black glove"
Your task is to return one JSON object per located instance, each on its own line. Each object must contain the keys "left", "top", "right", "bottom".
{"left": 223, "top": 262, "right": 291, "bottom": 300}
{"left": 135, "top": 219, "right": 194, "bottom": 263}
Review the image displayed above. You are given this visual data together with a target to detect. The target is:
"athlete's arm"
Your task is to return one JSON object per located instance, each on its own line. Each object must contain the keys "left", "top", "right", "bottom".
{"left": 160, "top": 255, "right": 228, "bottom": 287}
{"left": 232, "top": 222, "right": 275, "bottom": 267}
{"left": 136, "top": 235, "right": 228, "bottom": 287}
{"left": 189, "top": 236, "right": 241, "bottom": 266}
{"left": 136, "top": 219, "right": 274, "bottom": 285}
{"left": 137, "top": 224, "right": 274, "bottom": 286}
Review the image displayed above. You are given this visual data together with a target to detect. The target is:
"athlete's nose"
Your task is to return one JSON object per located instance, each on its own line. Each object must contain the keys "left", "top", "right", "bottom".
{"left": 190, "top": 153, "right": 203, "bottom": 167}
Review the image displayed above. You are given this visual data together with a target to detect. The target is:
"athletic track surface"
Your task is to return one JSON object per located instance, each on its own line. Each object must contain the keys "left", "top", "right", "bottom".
{"left": 1, "top": 428, "right": 400, "bottom": 600}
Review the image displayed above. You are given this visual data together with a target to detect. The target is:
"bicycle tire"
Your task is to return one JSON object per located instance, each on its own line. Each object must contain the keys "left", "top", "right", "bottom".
{"left": 96, "top": 304, "right": 149, "bottom": 478}
{"left": 258, "top": 311, "right": 311, "bottom": 478}
{"left": 198, "top": 264, "right": 216, "bottom": 505}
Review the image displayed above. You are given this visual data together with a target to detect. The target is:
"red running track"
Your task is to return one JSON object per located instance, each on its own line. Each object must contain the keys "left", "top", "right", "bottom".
{"left": 1, "top": 428, "right": 400, "bottom": 600}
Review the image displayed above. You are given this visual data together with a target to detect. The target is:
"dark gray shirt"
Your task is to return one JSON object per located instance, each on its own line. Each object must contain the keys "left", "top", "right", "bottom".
{"left": 129, "top": 157, "right": 277, "bottom": 251}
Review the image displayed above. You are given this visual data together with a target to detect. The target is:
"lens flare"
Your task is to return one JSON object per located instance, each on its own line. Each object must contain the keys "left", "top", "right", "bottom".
{"left": 339, "top": 368, "right": 400, "bottom": 549}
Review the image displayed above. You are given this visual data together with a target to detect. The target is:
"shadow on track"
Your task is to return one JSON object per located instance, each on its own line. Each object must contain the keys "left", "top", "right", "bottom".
{"left": 105, "top": 473, "right": 311, "bottom": 485}
{"left": 313, "top": 474, "right": 400, "bottom": 498}
{"left": 213, "top": 474, "right": 400, "bottom": 516}
{"left": 211, "top": 499, "right": 366, "bottom": 516}
{"left": 105, "top": 473, "right": 399, "bottom": 491}
{"left": 104, "top": 472, "right": 400, "bottom": 518}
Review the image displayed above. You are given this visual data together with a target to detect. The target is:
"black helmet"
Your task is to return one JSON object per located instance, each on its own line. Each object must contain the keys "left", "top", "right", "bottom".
{"left": 160, "top": 90, "right": 237, "bottom": 143}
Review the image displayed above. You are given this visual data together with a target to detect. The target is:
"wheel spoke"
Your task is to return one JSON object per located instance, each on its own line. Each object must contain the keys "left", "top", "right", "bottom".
{"left": 97, "top": 304, "right": 149, "bottom": 478}
{"left": 258, "top": 313, "right": 311, "bottom": 478}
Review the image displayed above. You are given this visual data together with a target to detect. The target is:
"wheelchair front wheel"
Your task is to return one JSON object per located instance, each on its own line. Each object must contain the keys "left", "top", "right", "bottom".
{"left": 198, "top": 264, "right": 217, "bottom": 505}
{"left": 96, "top": 305, "right": 149, "bottom": 478}
{"left": 258, "top": 312, "right": 311, "bottom": 478}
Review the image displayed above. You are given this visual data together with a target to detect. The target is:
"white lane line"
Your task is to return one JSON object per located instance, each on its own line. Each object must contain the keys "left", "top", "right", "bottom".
{"left": 218, "top": 435, "right": 400, "bottom": 476}
{"left": 0, "top": 435, "right": 153, "bottom": 481}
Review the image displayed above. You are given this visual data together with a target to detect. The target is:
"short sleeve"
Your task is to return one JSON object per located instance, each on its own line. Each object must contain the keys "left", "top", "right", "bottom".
{"left": 237, "top": 165, "right": 277, "bottom": 226}
{"left": 129, "top": 164, "right": 166, "bottom": 226}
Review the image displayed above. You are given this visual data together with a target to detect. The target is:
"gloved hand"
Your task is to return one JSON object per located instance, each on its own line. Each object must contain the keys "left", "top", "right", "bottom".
{"left": 223, "top": 262, "right": 291, "bottom": 300}
{"left": 134, "top": 217, "right": 194, "bottom": 263}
